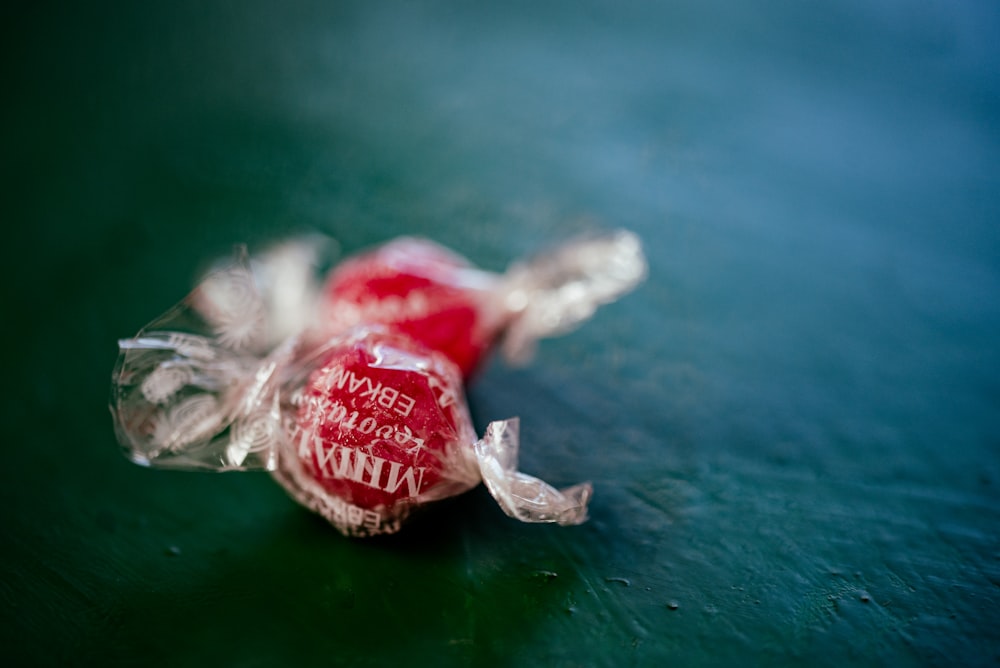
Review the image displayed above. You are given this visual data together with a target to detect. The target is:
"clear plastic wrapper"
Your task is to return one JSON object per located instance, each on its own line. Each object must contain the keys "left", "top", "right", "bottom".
{"left": 111, "top": 231, "right": 644, "bottom": 536}
{"left": 276, "top": 326, "right": 482, "bottom": 535}
{"left": 315, "top": 230, "right": 647, "bottom": 377}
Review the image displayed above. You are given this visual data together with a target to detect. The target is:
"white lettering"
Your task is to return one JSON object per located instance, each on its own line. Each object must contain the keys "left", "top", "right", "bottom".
{"left": 319, "top": 365, "right": 350, "bottom": 391}
{"left": 394, "top": 394, "right": 415, "bottom": 417}
{"left": 311, "top": 439, "right": 424, "bottom": 497}
{"left": 293, "top": 423, "right": 310, "bottom": 457}
{"left": 358, "top": 378, "right": 382, "bottom": 400}
{"left": 319, "top": 369, "right": 415, "bottom": 416}
{"left": 384, "top": 460, "right": 425, "bottom": 497}
{"left": 320, "top": 493, "right": 386, "bottom": 532}
{"left": 334, "top": 446, "right": 366, "bottom": 481}
{"left": 377, "top": 386, "right": 399, "bottom": 409}
{"left": 315, "top": 436, "right": 339, "bottom": 473}
{"left": 437, "top": 390, "right": 456, "bottom": 410}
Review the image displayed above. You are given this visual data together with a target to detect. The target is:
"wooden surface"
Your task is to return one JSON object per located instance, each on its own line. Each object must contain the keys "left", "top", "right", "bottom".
{"left": 4, "top": 1, "right": 999, "bottom": 665}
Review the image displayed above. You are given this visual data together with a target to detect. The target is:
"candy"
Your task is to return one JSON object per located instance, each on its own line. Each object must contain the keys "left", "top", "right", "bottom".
{"left": 273, "top": 327, "right": 481, "bottom": 536}
{"left": 316, "top": 237, "right": 503, "bottom": 378}
{"left": 110, "top": 232, "right": 646, "bottom": 536}
{"left": 316, "top": 232, "right": 648, "bottom": 377}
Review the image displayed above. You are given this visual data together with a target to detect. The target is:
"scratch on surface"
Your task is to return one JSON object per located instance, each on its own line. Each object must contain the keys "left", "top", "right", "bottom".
{"left": 552, "top": 537, "right": 650, "bottom": 647}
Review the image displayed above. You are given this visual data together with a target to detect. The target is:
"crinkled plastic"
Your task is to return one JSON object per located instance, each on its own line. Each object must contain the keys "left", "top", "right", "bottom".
{"left": 110, "top": 231, "right": 644, "bottom": 536}
{"left": 315, "top": 231, "right": 646, "bottom": 377}
{"left": 276, "top": 327, "right": 482, "bottom": 535}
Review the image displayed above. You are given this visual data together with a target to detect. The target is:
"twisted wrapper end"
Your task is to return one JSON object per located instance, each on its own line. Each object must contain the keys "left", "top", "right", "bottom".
{"left": 499, "top": 229, "right": 647, "bottom": 365}
{"left": 110, "top": 247, "right": 289, "bottom": 471}
{"left": 474, "top": 418, "right": 592, "bottom": 526}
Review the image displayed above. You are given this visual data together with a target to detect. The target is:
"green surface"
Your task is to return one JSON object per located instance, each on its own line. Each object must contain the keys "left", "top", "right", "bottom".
{"left": 4, "top": 1, "right": 999, "bottom": 666}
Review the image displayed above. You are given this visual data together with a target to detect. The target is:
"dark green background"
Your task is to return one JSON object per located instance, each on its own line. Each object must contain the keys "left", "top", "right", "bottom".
{"left": 4, "top": 1, "right": 999, "bottom": 665}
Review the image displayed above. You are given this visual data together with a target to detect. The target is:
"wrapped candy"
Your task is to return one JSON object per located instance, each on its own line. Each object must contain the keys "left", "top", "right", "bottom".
{"left": 315, "top": 231, "right": 646, "bottom": 377}
{"left": 111, "top": 231, "right": 645, "bottom": 536}
{"left": 279, "top": 327, "right": 482, "bottom": 535}
{"left": 315, "top": 237, "right": 501, "bottom": 379}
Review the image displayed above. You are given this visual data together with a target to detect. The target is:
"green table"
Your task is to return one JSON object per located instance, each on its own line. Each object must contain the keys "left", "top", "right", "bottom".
{"left": 5, "top": 2, "right": 998, "bottom": 665}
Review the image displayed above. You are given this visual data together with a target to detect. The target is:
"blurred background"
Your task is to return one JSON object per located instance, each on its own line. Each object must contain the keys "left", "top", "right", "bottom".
{"left": 3, "top": 1, "right": 999, "bottom": 665}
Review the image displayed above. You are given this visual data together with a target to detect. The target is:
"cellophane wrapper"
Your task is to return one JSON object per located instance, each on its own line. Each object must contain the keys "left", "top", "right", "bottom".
{"left": 312, "top": 230, "right": 647, "bottom": 377}
{"left": 112, "top": 232, "right": 642, "bottom": 535}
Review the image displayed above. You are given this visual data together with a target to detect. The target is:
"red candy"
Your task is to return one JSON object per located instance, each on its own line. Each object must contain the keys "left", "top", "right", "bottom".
{"left": 317, "top": 238, "right": 505, "bottom": 378}
{"left": 273, "top": 327, "right": 481, "bottom": 536}
{"left": 112, "top": 233, "right": 644, "bottom": 536}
